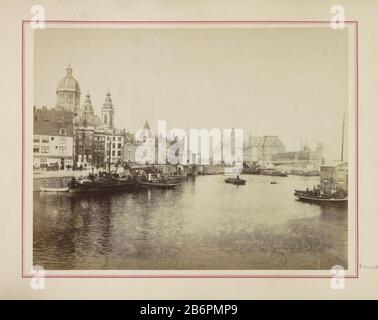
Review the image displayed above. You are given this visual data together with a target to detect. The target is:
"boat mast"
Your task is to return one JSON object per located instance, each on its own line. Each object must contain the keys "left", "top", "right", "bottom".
{"left": 108, "top": 136, "right": 112, "bottom": 174}
{"left": 341, "top": 113, "right": 345, "bottom": 162}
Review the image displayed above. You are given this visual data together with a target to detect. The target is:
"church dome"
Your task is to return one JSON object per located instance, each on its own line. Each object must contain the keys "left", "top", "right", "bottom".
{"left": 57, "top": 64, "right": 81, "bottom": 93}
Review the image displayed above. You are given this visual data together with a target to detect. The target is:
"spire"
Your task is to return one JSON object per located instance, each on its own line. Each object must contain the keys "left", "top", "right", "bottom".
{"left": 79, "top": 90, "right": 95, "bottom": 127}
{"left": 83, "top": 91, "right": 92, "bottom": 109}
{"left": 101, "top": 90, "right": 114, "bottom": 129}
{"left": 66, "top": 63, "right": 72, "bottom": 76}
{"left": 143, "top": 119, "right": 151, "bottom": 130}
{"left": 303, "top": 140, "right": 310, "bottom": 151}
{"left": 102, "top": 89, "right": 113, "bottom": 109}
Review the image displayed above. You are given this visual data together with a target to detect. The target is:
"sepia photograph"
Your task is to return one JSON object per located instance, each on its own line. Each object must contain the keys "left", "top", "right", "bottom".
{"left": 31, "top": 25, "right": 352, "bottom": 272}
{"left": 8, "top": 0, "right": 378, "bottom": 304}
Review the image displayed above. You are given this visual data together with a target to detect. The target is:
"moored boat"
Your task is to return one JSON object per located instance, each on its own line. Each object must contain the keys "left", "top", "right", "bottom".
{"left": 68, "top": 176, "right": 138, "bottom": 192}
{"left": 40, "top": 187, "right": 69, "bottom": 192}
{"left": 166, "top": 175, "right": 187, "bottom": 183}
{"left": 242, "top": 167, "right": 261, "bottom": 175}
{"left": 270, "top": 170, "right": 288, "bottom": 177}
{"left": 260, "top": 169, "right": 288, "bottom": 177}
{"left": 225, "top": 177, "right": 246, "bottom": 185}
{"left": 242, "top": 162, "right": 261, "bottom": 174}
{"left": 290, "top": 170, "right": 320, "bottom": 176}
{"left": 139, "top": 181, "right": 179, "bottom": 189}
{"left": 68, "top": 139, "right": 139, "bottom": 193}
{"left": 294, "top": 189, "right": 347, "bottom": 205}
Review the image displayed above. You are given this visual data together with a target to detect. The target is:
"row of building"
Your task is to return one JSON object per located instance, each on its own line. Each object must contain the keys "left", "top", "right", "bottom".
{"left": 34, "top": 65, "right": 189, "bottom": 170}
{"left": 33, "top": 65, "right": 136, "bottom": 169}
{"left": 33, "top": 65, "right": 325, "bottom": 171}
{"left": 243, "top": 135, "right": 324, "bottom": 171}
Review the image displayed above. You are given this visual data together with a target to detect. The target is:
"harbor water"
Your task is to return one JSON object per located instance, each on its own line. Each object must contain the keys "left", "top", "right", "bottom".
{"left": 33, "top": 174, "right": 348, "bottom": 270}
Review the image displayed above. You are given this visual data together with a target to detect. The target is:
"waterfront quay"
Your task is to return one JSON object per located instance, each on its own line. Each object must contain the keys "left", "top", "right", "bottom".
{"left": 33, "top": 168, "right": 94, "bottom": 192}
{"left": 33, "top": 163, "right": 227, "bottom": 191}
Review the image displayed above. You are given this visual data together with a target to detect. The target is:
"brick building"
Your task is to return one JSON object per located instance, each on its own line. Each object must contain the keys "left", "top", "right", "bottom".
{"left": 243, "top": 135, "right": 286, "bottom": 165}
{"left": 33, "top": 107, "right": 74, "bottom": 169}
{"left": 272, "top": 142, "right": 324, "bottom": 172}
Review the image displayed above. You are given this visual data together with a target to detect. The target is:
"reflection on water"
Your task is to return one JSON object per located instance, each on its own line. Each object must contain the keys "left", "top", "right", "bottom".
{"left": 33, "top": 175, "right": 348, "bottom": 270}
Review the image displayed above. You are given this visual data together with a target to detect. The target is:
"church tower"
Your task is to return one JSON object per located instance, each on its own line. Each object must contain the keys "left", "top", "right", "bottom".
{"left": 56, "top": 64, "right": 81, "bottom": 114}
{"left": 101, "top": 90, "right": 114, "bottom": 129}
{"left": 78, "top": 92, "right": 95, "bottom": 128}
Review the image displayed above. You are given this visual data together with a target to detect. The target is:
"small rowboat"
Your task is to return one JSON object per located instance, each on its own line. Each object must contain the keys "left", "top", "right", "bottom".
{"left": 225, "top": 178, "right": 246, "bottom": 185}
{"left": 40, "top": 187, "right": 69, "bottom": 192}
{"left": 139, "top": 181, "right": 179, "bottom": 189}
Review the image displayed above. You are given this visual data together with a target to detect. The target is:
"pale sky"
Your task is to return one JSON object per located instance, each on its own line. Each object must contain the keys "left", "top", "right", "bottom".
{"left": 34, "top": 27, "right": 349, "bottom": 160}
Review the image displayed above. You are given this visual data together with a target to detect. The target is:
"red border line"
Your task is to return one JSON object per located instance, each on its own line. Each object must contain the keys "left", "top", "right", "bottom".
{"left": 21, "top": 274, "right": 359, "bottom": 279}
{"left": 21, "top": 20, "right": 359, "bottom": 24}
{"left": 22, "top": 20, "right": 359, "bottom": 279}
{"left": 355, "top": 21, "right": 359, "bottom": 278}
{"left": 21, "top": 20, "right": 25, "bottom": 278}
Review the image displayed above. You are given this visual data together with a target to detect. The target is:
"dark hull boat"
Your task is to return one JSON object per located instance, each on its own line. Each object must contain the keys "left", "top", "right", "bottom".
{"left": 242, "top": 162, "right": 261, "bottom": 175}
{"left": 294, "top": 190, "right": 347, "bottom": 205}
{"left": 291, "top": 170, "right": 320, "bottom": 177}
{"left": 68, "top": 177, "right": 138, "bottom": 193}
{"left": 225, "top": 178, "right": 246, "bottom": 185}
{"left": 139, "top": 181, "right": 179, "bottom": 189}
{"left": 40, "top": 187, "right": 69, "bottom": 192}
{"left": 293, "top": 113, "right": 348, "bottom": 207}
{"left": 166, "top": 175, "right": 187, "bottom": 183}
{"left": 242, "top": 167, "right": 261, "bottom": 175}
{"left": 262, "top": 170, "right": 288, "bottom": 177}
